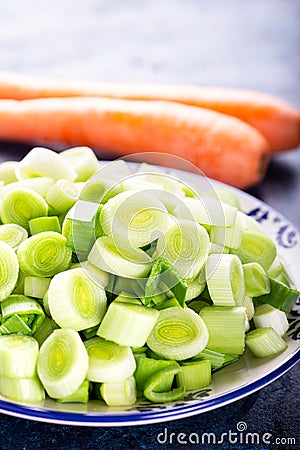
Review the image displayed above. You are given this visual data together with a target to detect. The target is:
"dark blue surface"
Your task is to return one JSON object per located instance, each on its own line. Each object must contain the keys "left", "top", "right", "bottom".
{"left": 0, "top": 0, "right": 299, "bottom": 448}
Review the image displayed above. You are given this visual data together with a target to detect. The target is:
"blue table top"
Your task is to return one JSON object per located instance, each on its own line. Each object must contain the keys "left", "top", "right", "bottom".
{"left": 0, "top": 1, "right": 299, "bottom": 448}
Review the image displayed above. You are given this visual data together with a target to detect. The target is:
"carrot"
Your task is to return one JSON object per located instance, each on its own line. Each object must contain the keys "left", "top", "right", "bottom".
{"left": 0, "top": 97, "right": 270, "bottom": 189}
{"left": 0, "top": 72, "right": 298, "bottom": 152}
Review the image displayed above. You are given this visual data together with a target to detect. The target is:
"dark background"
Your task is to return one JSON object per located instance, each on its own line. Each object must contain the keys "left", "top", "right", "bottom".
{"left": 0, "top": 0, "right": 299, "bottom": 449}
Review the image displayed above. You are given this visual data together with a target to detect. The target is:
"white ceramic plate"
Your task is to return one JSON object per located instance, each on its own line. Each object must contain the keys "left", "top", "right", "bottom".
{"left": 0, "top": 166, "right": 299, "bottom": 426}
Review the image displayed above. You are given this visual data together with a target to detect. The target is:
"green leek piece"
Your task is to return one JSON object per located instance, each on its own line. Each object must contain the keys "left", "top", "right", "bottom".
{"left": 0, "top": 241, "right": 19, "bottom": 301}
{"left": 100, "top": 375, "right": 137, "bottom": 406}
{"left": 243, "top": 262, "right": 270, "bottom": 297}
{"left": 134, "top": 356, "right": 177, "bottom": 392}
{"left": 178, "top": 360, "right": 211, "bottom": 391}
{"left": 48, "top": 268, "right": 107, "bottom": 331}
{"left": 143, "top": 362, "right": 185, "bottom": 403}
{"left": 32, "top": 316, "right": 59, "bottom": 346}
{"left": 155, "top": 219, "right": 210, "bottom": 279}
{"left": 147, "top": 307, "right": 209, "bottom": 360}
{"left": 114, "top": 293, "right": 142, "bottom": 306}
{"left": 205, "top": 254, "right": 245, "bottom": 306}
{"left": 268, "top": 263, "right": 293, "bottom": 287}
{"left": 84, "top": 337, "right": 136, "bottom": 382}
{"left": 192, "top": 348, "right": 239, "bottom": 370}
{"left": 57, "top": 379, "right": 89, "bottom": 403}
{"left": 145, "top": 258, "right": 187, "bottom": 306}
{"left": 253, "top": 278, "right": 300, "bottom": 313}
{"left": 185, "top": 276, "right": 206, "bottom": 302}
{"left": 13, "top": 270, "right": 26, "bottom": 295}
{"left": 246, "top": 327, "right": 288, "bottom": 358}
{"left": 0, "top": 376, "right": 45, "bottom": 403}
{"left": 154, "top": 297, "right": 182, "bottom": 310}
{"left": 0, "top": 161, "right": 18, "bottom": 184}
{"left": 16, "top": 147, "right": 77, "bottom": 181}
{"left": 0, "top": 188, "right": 48, "bottom": 231}
{"left": 0, "top": 334, "right": 39, "bottom": 378}
{"left": 97, "top": 300, "right": 159, "bottom": 348}
{"left": 24, "top": 276, "right": 51, "bottom": 299}
{"left": 0, "top": 224, "right": 28, "bottom": 249}
{"left": 231, "top": 229, "right": 277, "bottom": 271}
{"left": 0, "top": 294, "right": 45, "bottom": 335}
{"left": 46, "top": 179, "right": 80, "bottom": 215}
{"left": 253, "top": 304, "right": 289, "bottom": 336}
{"left": 17, "top": 231, "right": 72, "bottom": 277}
{"left": 29, "top": 216, "right": 61, "bottom": 234}
{"left": 200, "top": 306, "right": 246, "bottom": 354}
{"left": 88, "top": 236, "right": 152, "bottom": 279}
{"left": 81, "top": 325, "right": 99, "bottom": 340}
{"left": 59, "top": 147, "right": 99, "bottom": 182}
{"left": 37, "top": 329, "right": 88, "bottom": 399}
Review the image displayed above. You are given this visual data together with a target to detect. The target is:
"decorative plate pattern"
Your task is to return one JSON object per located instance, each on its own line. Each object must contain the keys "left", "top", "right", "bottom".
{"left": 0, "top": 168, "right": 299, "bottom": 426}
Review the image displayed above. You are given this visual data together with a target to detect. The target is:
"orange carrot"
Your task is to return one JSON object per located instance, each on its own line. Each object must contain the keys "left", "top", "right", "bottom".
{"left": 0, "top": 97, "right": 270, "bottom": 189}
{"left": 0, "top": 72, "right": 298, "bottom": 152}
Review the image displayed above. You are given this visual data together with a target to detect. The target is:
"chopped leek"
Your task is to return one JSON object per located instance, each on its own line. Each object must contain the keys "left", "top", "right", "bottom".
{"left": 134, "top": 356, "right": 176, "bottom": 392}
{"left": 59, "top": 147, "right": 99, "bottom": 182}
{"left": 24, "top": 276, "right": 51, "bottom": 299}
{"left": 57, "top": 379, "right": 89, "bottom": 403}
{"left": 37, "top": 329, "right": 88, "bottom": 399}
{"left": 0, "top": 334, "right": 39, "bottom": 378}
{"left": 0, "top": 224, "right": 28, "bottom": 249}
{"left": 178, "top": 360, "right": 211, "bottom": 391}
{"left": 147, "top": 307, "right": 209, "bottom": 360}
{"left": 0, "top": 241, "right": 19, "bottom": 301}
{"left": 254, "top": 278, "right": 300, "bottom": 313}
{"left": 46, "top": 179, "right": 80, "bottom": 215}
{"left": 29, "top": 216, "right": 61, "bottom": 234}
{"left": 0, "top": 161, "right": 18, "bottom": 184}
{"left": 253, "top": 304, "right": 289, "bottom": 336}
{"left": 243, "top": 262, "right": 270, "bottom": 297}
{"left": 143, "top": 362, "right": 185, "bottom": 403}
{"left": 84, "top": 337, "right": 136, "bottom": 382}
{"left": 246, "top": 327, "right": 287, "bottom": 358}
{"left": 0, "top": 294, "right": 45, "bottom": 335}
{"left": 17, "top": 232, "right": 72, "bottom": 277}
{"left": 0, "top": 376, "right": 45, "bottom": 403}
{"left": 100, "top": 376, "right": 137, "bottom": 406}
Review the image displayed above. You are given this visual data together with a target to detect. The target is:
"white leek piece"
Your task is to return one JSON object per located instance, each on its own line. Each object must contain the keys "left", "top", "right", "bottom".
{"left": 46, "top": 179, "right": 80, "bottom": 214}
{"left": 205, "top": 254, "right": 245, "bottom": 307}
{"left": 0, "top": 188, "right": 48, "bottom": 231}
{"left": 0, "top": 177, "right": 54, "bottom": 200}
{"left": 80, "top": 261, "right": 109, "bottom": 289}
{"left": 16, "top": 147, "right": 77, "bottom": 181}
{"left": 253, "top": 304, "right": 289, "bottom": 336}
{"left": 0, "top": 334, "right": 39, "bottom": 378}
{"left": 84, "top": 337, "right": 136, "bottom": 382}
{"left": 100, "top": 376, "right": 137, "bottom": 406}
{"left": 147, "top": 307, "right": 209, "bottom": 360}
{"left": 17, "top": 232, "right": 72, "bottom": 277}
{"left": 155, "top": 219, "right": 210, "bottom": 279}
{"left": 24, "top": 276, "right": 51, "bottom": 299}
{"left": 246, "top": 327, "right": 287, "bottom": 357}
{"left": 0, "top": 224, "right": 28, "bottom": 249}
{"left": 97, "top": 300, "right": 159, "bottom": 347}
{"left": 37, "top": 329, "right": 88, "bottom": 399}
{"left": 59, "top": 147, "right": 99, "bottom": 182}
{"left": 0, "top": 376, "right": 45, "bottom": 403}
{"left": 243, "top": 295, "right": 255, "bottom": 321}
{"left": 0, "top": 161, "right": 18, "bottom": 184}
{"left": 48, "top": 268, "right": 107, "bottom": 331}
{"left": 0, "top": 241, "right": 19, "bottom": 301}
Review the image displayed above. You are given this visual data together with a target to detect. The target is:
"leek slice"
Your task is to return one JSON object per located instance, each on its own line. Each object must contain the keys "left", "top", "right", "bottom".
{"left": 243, "top": 295, "right": 255, "bottom": 321}
{"left": 88, "top": 236, "right": 152, "bottom": 278}
{"left": 24, "top": 276, "right": 51, "bottom": 298}
{"left": 97, "top": 300, "right": 159, "bottom": 347}
{"left": 59, "top": 147, "right": 99, "bottom": 182}
{"left": 37, "top": 329, "right": 88, "bottom": 399}
{"left": 29, "top": 216, "right": 61, "bottom": 234}
{"left": 178, "top": 360, "right": 211, "bottom": 391}
{"left": 13, "top": 270, "right": 26, "bottom": 295}
{"left": 0, "top": 224, "right": 28, "bottom": 249}
{"left": 231, "top": 230, "right": 277, "bottom": 271}
{"left": 192, "top": 348, "right": 239, "bottom": 370}
{"left": 48, "top": 268, "right": 107, "bottom": 331}
{"left": 155, "top": 220, "right": 210, "bottom": 279}
{"left": 246, "top": 327, "right": 287, "bottom": 357}
{"left": 147, "top": 307, "right": 209, "bottom": 360}
{"left": 0, "top": 294, "right": 45, "bottom": 335}
{"left": 0, "top": 188, "right": 48, "bottom": 231}
{"left": 200, "top": 306, "right": 246, "bottom": 354}
{"left": 205, "top": 254, "right": 245, "bottom": 306}
{"left": 215, "top": 186, "right": 241, "bottom": 210}
{"left": 57, "top": 379, "right": 89, "bottom": 403}
{"left": 17, "top": 232, "right": 72, "bottom": 277}
{"left": 0, "top": 376, "right": 45, "bottom": 403}
{"left": 84, "top": 337, "right": 136, "bottom": 382}
{"left": 253, "top": 304, "right": 289, "bottom": 336}
{"left": 143, "top": 363, "right": 185, "bottom": 403}
{"left": 0, "top": 241, "right": 19, "bottom": 301}
{"left": 100, "top": 376, "right": 137, "bottom": 406}
{"left": 254, "top": 278, "right": 300, "bottom": 313}
{"left": 243, "top": 262, "right": 270, "bottom": 297}
{"left": 134, "top": 356, "right": 177, "bottom": 392}
{"left": 0, "top": 177, "right": 54, "bottom": 200}
{"left": 0, "top": 334, "right": 39, "bottom": 378}
{"left": 46, "top": 179, "right": 80, "bottom": 215}
{"left": 32, "top": 316, "right": 59, "bottom": 346}
{"left": 16, "top": 147, "right": 77, "bottom": 181}
{"left": 0, "top": 161, "right": 18, "bottom": 184}
{"left": 80, "top": 261, "right": 109, "bottom": 289}
{"left": 268, "top": 263, "right": 293, "bottom": 287}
